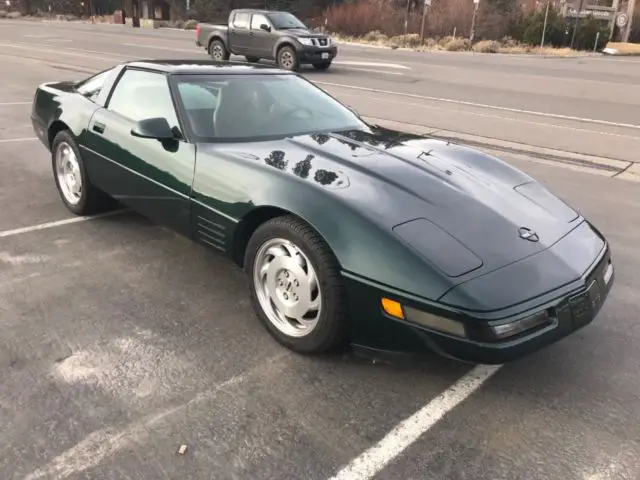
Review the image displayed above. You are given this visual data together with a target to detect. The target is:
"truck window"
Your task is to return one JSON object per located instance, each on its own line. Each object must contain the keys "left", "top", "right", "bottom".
{"left": 266, "top": 12, "right": 307, "bottom": 30}
{"left": 250, "top": 13, "right": 269, "bottom": 30}
{"left": 232, "top": 12, "right": 250, "bottom": 29}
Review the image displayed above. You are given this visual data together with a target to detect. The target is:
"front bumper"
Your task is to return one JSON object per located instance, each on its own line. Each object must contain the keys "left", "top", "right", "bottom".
{"left": 343, "top": 242, "right": 614, "bottom": 365}
{"left": 297, "top": 44, "right": 338, "bottom": 63}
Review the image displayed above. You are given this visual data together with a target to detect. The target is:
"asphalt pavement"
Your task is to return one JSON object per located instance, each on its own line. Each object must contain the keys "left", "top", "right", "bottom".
{"left": 1, "top": 18, "right": 640, "bottom": 480}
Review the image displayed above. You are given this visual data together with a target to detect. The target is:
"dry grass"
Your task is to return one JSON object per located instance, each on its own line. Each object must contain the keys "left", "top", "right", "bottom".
{"left": 330, "top": 32, "right": 591, "bottom": 56}
{"left": 605, "top": 42, "right": 640, "bottom": 55}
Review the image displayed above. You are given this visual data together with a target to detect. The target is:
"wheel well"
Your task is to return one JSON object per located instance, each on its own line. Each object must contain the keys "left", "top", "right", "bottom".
{"left": 232, "top": 206, "right": 291, "bottom": 268}
{"left": 48, "top": 120, "right": 70, "bottom": 149}
{"left": 276, "top": 42, "right": 295, "bottom": 57}
{"left": 208, "top": 36, "right": 223, "bottom": 51}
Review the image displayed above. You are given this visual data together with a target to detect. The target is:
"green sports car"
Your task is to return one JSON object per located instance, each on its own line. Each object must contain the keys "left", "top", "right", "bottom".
{"left": 30, "top": 59, "right": 615, "bottom": 364}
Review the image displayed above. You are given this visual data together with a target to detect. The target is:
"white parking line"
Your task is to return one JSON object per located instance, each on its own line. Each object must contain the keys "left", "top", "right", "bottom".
{"left": 315, "top": 81, "right": 640, "bottom": 131}
{"left": 338, "top": 67, "right": 404, "bottom": 76}
{"left": 0, "top": 211, "right": 125, "bottom": 239}
{"left": 122, "top": 42, "right": 195, "bottom": 53}
{"left": 0, "top": 137, "right": 38, "bottom": 143}
{"left": 0, "top": 101, "right": 32, "bottom": 106}
{"left": 334, "top": 60, "right": 410, "bottom": 70}
{"left": 327, "top": 364, "right": 501, "bottom": 480}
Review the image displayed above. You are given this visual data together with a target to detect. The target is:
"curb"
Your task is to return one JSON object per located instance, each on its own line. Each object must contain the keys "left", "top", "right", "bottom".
{"left": 364, "top": 116, "right": 636, "bottom": 178}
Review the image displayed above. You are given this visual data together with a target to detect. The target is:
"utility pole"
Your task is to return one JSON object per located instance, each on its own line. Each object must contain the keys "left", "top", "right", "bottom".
{"left": 609, "top": 0, "right": 620, "bottom": 40}
{"left": 622, "top": 0, "right": 636, "bottom": 42}
{"left": 404, "top": 0, "right": 410, "bottom": 39}
{"left": 569, "top": 0, "right": 586, "bottom": 49}
{"left": 420, "top": 0, "right": 432, "bottom": 45}
{"left": 469, "top": 0, "right": 480, "bottom": 43}
{"left": 541, "top": 0, "right": 550, "bottom": 47}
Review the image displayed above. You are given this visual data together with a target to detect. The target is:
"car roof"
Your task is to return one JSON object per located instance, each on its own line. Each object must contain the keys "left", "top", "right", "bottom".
{"left": 123, "top": 59, "right": 292, "bottom": 76}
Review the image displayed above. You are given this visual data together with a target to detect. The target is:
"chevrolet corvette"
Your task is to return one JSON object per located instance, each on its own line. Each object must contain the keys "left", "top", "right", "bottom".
{"left": 30, "top": 59, "right": 615, "bottom": 364}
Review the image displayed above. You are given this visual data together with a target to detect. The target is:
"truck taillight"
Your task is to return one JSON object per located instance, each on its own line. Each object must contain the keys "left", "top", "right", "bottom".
{"left": 195, "top": 24, "right": 200, "bottom": 37}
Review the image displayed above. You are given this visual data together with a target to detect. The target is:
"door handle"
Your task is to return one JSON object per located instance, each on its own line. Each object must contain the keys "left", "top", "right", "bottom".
{"left": 92, "top": 122, "right": 105, "bottom": 134}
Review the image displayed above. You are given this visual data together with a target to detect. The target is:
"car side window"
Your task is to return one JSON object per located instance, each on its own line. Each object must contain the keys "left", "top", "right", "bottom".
{"left": 75, "top": 68, "right": 113, "bottom": 102}
{"left": 106, "top": 69, "right": 180, "bottom": 130}
{"left": 250, "top": 13, "right": 268, "bottom": 30}
{"left": 233, "top": 12, "right": 250, "bottom": 29}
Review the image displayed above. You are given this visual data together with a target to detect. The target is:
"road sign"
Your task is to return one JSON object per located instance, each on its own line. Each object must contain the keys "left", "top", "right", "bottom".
{"left": 616, "top": 13, "right": 629, "bottom": 28}
{"left": 424, "top": 0, "right": 432, "bottom": 6}
{"left": 473, "top": 0, "right": 480, "bottom": 4}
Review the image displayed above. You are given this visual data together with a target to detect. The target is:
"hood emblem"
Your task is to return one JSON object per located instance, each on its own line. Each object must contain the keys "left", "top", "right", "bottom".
{"left": 518, "top": 227, "right": 539, "bottom": 242}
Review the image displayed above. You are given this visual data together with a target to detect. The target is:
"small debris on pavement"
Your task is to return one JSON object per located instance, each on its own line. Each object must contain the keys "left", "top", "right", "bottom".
{"left": 177, "top": 444, "right": 188, "bottom": 455}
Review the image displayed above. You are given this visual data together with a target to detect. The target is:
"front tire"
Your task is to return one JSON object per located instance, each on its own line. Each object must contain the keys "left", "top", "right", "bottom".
{"left": 244, "top": 215, "right": 349, "bottom": 353}
{"left": 276, "top": 45, "right": 300, "bottom": 71}
{"left": 209, "top": 39, "right": 230, "bottom": 61}
{"left": 51, "top": 130, "right": 112, "bottom": 216}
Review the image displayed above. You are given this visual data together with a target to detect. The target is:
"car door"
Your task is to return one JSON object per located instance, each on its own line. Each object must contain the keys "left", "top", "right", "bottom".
{"left": 228, "top": 11, "right": 252, "bottom": 54}
{"left": 249, "top": 13, "right": 275, "bottom": 58}
{"left": 82, "top": 67, "right": 196, "bottom": 238}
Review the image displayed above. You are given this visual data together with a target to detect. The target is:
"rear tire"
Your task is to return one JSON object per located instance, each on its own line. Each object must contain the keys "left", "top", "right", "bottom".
{"left": 244, "top": 215, "right": 349, "bottom": 354}
{"left": 276, "top": 45, "right": 300, "bottom": 71}
{"left": 51, "top": 130, "right": 114, "bottom": 216}
{"left": 209, "top": 39, "right": 230, "bottom": 61}
{"left": 313, "top": 61, "right": 332, "bottom": 70}
{"left": 245, "top": 55, "right": 260, "bottom": 63}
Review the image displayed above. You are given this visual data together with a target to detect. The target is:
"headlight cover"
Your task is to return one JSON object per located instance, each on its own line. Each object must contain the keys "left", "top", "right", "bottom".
{"left": 297, "top": 38, "right": 314, "bottom": 46}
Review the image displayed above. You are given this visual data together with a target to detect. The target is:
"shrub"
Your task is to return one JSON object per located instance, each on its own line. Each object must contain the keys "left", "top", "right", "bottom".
{"left": 508, "top": 7, "right": 610, "bottom": 51}
{"left": 438, "top": 35, "right": 454, "bottom": 47}
{"left": 363, "top": 30, "right": 388, "bottom": 42}
{"left": 567, "top": 15, "right": 610, "bottom": 51}
{"left": 183, "top": 19, "right": 197, "bottom": 29}
{"left": 473, "top": 39, "right": 501, "bottom": 53}
{"left": 443, "top": 37, "right": 470, "bottom": 51}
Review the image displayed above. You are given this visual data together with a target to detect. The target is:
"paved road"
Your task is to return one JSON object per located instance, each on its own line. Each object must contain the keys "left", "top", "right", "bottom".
{"left": 1, "top": 19, "right": 640, "bottom": 166}
{"left": 1, "top": 18, "right": 640, "bottom": 480}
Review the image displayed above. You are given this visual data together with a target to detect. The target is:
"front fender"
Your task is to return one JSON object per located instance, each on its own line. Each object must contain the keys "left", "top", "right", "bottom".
{"left": 192, "top": 147, "right": 455, "bottom": 302}
{"left": 272, "top": 37, "right": 300, "bottom": 58}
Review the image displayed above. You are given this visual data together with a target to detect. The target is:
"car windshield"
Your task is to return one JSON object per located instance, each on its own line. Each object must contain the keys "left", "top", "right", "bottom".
{"left": 266, "top": 12, "right": 307, "bottom": 30}
{"left": 173, "top": 73, "right": 368, "bottom": 142}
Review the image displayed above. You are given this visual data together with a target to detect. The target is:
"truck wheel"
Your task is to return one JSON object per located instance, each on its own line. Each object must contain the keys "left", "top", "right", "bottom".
{"left": 313, "top": 61, "right": 332, "bottom": 71}
{"left": 209, "top": 39, "right": 230, "bottom": 61}
{"left": 276, "top": 45, "right": 299, "bottom": 71}
{"left": 245, "top": 55, "right": 260, "bottom": 63}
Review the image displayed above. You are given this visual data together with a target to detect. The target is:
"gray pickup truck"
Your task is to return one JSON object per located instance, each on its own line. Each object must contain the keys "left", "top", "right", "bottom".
{"left": 195, "top": 9, "right": 338, "bottom": 71}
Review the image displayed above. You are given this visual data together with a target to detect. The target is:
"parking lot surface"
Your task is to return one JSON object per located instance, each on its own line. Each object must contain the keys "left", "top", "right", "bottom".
{"left": 1, "top": 20, "right": 640, "bottom": 480}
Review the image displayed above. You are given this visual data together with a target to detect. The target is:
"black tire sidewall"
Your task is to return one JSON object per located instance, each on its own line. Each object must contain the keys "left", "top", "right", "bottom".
{"left": 244, "top": 217, "right": 347, "bottom": 353}
{"left": 209, "top": 40, "right": 228, "bottom": 60}
{"left": 51, "top": 130, "right": 90, "bottom": 215}
{"left": 277, "top": 46, "right": 299, "bottom": 71}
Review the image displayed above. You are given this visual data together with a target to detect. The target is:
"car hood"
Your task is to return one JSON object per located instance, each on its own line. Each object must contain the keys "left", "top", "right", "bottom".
{"left": 205, "top": 125, "right": 582, "bottom": 281}
{"left": 280, "top": 28, "right": 324, "bottom": 38}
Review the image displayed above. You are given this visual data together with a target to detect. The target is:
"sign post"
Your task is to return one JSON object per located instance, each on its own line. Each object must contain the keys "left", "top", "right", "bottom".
{"left": 569, "top": 0, "right": 586, "bottom": 49}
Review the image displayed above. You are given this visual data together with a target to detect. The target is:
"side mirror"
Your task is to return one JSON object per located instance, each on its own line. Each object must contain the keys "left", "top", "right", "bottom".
{"left": 260, "top": 23, "right": 271, "bottom": 32}
{"left": 131, "top": 117, "right": 175, "bottom": 140}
